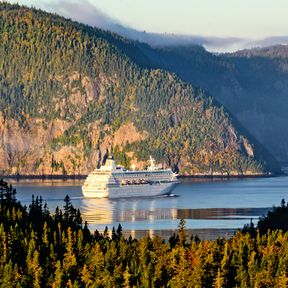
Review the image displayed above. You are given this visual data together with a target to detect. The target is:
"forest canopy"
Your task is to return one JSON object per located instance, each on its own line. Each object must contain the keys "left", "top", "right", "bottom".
{"left": 0, "top": 3, "right": 280, "bottom": 176}
{"left": 1, "top": 179, "right": 288, "bottom": 287}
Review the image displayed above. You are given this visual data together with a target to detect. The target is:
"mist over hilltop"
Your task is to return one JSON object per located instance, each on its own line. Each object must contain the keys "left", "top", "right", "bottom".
{"left": 8, "top": 0, "right": 288, "bottom": 52}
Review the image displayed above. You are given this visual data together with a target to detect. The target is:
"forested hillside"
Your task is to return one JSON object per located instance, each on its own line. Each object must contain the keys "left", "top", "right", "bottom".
{"left": 0, "top": 3, "right": 279, "bottom": 176}
{"left": 1, "top": 180, "right": 288, "bottom": 287}
{"left": 121, "top": 41, "right": 288, "bottom": 164}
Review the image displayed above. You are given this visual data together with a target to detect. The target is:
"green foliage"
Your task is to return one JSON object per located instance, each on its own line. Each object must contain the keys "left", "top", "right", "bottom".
{"left": 244, "top": 199, "right": 288, "bottom": 236}
{"left": 120, "top": 38, "right": 285, "bottom": 167}
{"left": 0, "top": 179, "right": 17, "bottom": 204}
{"left": 0, "top": 2, "right": 276, "bottom": 175}
{"left": 113, "top": 145, "right": 131, "bottom": 169}
{"left": 2, "top": 180, "right": 288, "bottom": 287}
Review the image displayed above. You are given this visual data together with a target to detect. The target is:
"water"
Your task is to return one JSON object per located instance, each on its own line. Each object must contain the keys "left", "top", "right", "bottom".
{"left": 5, "top": 176, "right": 288, "bottom": 240}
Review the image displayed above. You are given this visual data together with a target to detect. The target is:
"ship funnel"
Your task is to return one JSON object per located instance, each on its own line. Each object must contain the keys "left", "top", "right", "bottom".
{"left": 101, "top": 157, "right": 116, "bottom": 171}
{"left": 131, "top": 164, "right": 136, "bottom": 171}
{"left": 147, "top": 156, "right": 157, "bottom": 171}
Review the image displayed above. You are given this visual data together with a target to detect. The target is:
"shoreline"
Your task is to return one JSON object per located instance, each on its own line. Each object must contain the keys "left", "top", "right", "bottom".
{"left": 178, "top": 173, "right": 277, "bottom": 179}
{"left": 0, "top": 174, "right": 87, "bottom": 180}
{"left": 0, "top": 173, "right": 278, "bottom": 180}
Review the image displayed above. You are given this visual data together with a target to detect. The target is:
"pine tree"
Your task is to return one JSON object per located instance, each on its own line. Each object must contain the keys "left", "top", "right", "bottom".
{"left": 178, "top": 218, "right": 186, "bottom": 246}
{"left": 81, "top": 264, "right": 92, "bottom": 287}
{"left": 213, "top": 268, "right": 224, "bottom": 288}
{"left": 42, "top": 221, "right": 49, "bottom": 246}
{"left": 0, "top": 260, "right": 20, "bottom": 287}
{"left": 52, "top": 260, "right": 63, "bottom": 288}
{"left": 63, "top": 227, "right": 77, "bottom": 277}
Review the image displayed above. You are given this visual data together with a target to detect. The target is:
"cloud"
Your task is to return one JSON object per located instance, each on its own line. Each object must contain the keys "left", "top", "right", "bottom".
{"left": 107, "top": 26, "right": 250, "bottom": 53}
{"left": 15, "top": 0, "right": 288, "bottom": 53}
{"left": 37, "top": 0, "right": 253, "bottom": 52}
{"left": 41, "top": 0, "right": 119, "bottom": 30}
{"left": 252, "top": 36, "right": 288, "bottom": 48}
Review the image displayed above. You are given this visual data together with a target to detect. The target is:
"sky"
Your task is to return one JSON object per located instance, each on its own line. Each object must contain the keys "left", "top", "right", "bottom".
{"left": 5, "top": 0, "right": 288, "bottom": 51}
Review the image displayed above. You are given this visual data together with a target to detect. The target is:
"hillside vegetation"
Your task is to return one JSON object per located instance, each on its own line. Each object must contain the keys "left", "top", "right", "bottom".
{"left": 121, "top": 41, "right": 288, "bottom": 164}
{"left": 0, "top": 3, "right": 279, "bottom": 175}
{"left": 1, "top": 180, "right": 288, "bottom": 287}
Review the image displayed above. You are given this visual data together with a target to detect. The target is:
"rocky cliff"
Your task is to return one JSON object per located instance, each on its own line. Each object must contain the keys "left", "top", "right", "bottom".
{"left": 0, "top": 112, "right": 149, "bottom": 175}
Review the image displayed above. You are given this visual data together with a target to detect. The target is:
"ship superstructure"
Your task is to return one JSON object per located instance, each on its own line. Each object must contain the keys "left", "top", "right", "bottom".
{"left": 82, "top": 157, "right": 178, "bottom": 198}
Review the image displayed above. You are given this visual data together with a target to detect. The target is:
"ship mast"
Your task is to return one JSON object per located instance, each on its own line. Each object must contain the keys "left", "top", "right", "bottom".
{"left": 147, "top": 156, "right": 157, "bottom": 171}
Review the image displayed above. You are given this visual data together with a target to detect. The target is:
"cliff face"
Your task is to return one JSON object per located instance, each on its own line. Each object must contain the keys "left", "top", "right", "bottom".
{"left": 0, "top": 112, "right": 261, "bottom": 176}
{"left": 0, "top": 3, "right": 280, "bottom": 176}
{"left": 0, "top": 112, "right": 149, "bottom": 175}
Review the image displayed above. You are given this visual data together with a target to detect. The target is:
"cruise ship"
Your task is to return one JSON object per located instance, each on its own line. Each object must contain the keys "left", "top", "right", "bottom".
{"left": 82, "top": 156, "right": 178, "bottom": 198}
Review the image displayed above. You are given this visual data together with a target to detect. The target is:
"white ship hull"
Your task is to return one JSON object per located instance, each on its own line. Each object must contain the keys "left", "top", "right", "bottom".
{"left": 82, "top": 182, "right": 177, "bottom": 198}
{"left": 82, "top": 157, "right": 178, "bottom": 199}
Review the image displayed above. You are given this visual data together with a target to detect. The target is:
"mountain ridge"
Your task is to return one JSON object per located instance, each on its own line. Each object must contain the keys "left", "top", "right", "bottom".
{"left": 113, "top": 40, "right": 288, "bottom": 164}
{"left": 0, "top": 3, "right": 280, "bottom": 176}
{"left": 227, "top": 45, "right": 288, "bottom": 58}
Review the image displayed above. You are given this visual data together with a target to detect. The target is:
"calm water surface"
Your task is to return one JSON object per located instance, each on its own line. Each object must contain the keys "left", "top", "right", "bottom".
{"left": 6, "top": 176, "right": 288, "bottom": 240}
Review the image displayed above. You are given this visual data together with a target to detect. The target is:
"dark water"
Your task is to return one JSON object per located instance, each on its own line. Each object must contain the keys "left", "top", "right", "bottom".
{"left": 5, "top": 176, "right": 288, "bottom": 240}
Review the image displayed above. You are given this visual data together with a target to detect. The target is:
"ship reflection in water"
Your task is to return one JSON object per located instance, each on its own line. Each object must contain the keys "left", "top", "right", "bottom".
{"left": 80, "top": 197, "right": 270, "bottom": 240}
{"left": 80, "top": 197, "right": 178, "bottom": 224}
